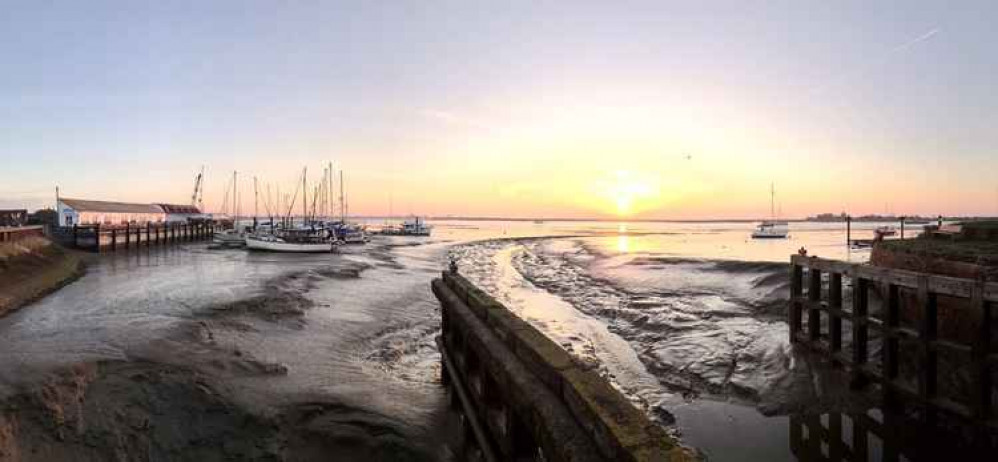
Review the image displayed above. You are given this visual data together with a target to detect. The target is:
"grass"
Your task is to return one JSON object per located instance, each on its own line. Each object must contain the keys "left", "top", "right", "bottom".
{"left": 0, "top": 237, "right": 84, "bottom": 316}
{"left": 879, "top": 238, "right": 998, "bottom": 265}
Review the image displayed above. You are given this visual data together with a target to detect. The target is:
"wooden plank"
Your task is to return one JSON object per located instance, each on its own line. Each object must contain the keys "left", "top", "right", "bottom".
{"left": 808, "top": 268, "right": 822, "bottom": 342}
{"left": 917, "top": 276, "right": 938, "bottom": 405}
{"left": 851, "top": 277, "right": 869, "bottom": 388}
{"left": 971, "top": 284, "right": 992, "bottom": 421}
{"left": 790, "top": 264, "right": 804, "bottom": 342}
{"left": 883, "top": 283, "right": 900, "bottom": 409}
{"left": 791, "top": 255, "right": 998, "bottom": 301}
{"left": 829, "top": 273, "right": 843, "bottom": 353}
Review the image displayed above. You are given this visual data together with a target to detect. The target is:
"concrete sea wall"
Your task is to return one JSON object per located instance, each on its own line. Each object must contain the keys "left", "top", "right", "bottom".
{"left": 433, "top": 269, "right": 697, "bottom": 461}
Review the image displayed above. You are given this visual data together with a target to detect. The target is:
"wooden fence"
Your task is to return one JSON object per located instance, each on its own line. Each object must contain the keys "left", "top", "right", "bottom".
{"left": 0, "top": 226, "right": 45, "bottom": 243}
{"left": 789, "top": 255, "right": 998, "bottom": 427}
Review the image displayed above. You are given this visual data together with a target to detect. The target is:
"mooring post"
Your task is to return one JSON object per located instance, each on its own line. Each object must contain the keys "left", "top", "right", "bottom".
{"left": 125, "top": 222, "right": 130, "bottom": 249}
{"left": 110, "top": 228, "right": 117, "bottom": 251}
{"left": 846, "top": 215, "right": 852, "bottom": 247}
{"left": 900, "top": 216, "right": 906, "bottom": 240}
{"left": 94, "top": 224, "right": 101, "bottom": 252}
{"left": 146, "top": 222, "right": 151, "bottom": 246}
{"left": 73, "top": 224, "right": 78, "bottom": 248}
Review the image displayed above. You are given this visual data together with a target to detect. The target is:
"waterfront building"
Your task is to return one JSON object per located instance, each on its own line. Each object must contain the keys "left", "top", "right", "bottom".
{"left": 57, "top": 198, "right": 165, "bottom": 227}
{"left": 0, "top": 209, "right": 27, "bottom": 227}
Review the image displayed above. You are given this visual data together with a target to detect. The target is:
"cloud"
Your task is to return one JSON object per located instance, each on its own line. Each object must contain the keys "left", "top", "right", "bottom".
{"left": 891, "top": 27, "right": 940, "bottom": 53}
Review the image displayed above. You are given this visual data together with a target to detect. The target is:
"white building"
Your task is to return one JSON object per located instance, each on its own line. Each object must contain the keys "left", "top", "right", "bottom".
{"left": 156, "top": 204, "right": 208, "bottom": 223}
{"left": 57, "top": 198, "right": 166, "bottom": 227}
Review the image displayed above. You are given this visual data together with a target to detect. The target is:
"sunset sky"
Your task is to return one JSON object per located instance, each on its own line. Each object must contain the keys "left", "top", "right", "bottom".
{"left": 2, "top": 1, "right": 997, "bottom": 219}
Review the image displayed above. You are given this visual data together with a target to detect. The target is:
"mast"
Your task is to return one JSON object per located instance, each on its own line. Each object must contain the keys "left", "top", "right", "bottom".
{"left": 770, "top": 182, "right": 775, "bottom": 220}
{"left": 234, "top": 171, "right": 238, "bottom": 222}
{"left": 254, "top": 177, "right": 258, "bottom": 222}
{"left": 339, "top": 170, "right": 345, "bottom": 223}
{"left": 334, "top": 162, "right": 336, "bottom": 219}
{"left": 302, "top": 167, "right": 308, "bottom": 223}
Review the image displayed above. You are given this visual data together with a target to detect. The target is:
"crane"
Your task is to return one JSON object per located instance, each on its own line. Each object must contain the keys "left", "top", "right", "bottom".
{"left": 191, "top": 166, "right": 205, "bottom": 210}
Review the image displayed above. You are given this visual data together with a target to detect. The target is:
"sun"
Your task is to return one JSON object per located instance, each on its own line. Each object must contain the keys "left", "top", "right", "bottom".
{"left": 602, "top": 171, "right": 656, "bottom": 217}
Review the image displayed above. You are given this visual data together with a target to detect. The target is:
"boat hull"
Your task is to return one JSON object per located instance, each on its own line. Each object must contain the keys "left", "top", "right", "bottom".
{"left": 751, "top": 233, "right": 788, "bottom": 239}
{"left": 245, "top": 237, "right": 333, "bottom": 253}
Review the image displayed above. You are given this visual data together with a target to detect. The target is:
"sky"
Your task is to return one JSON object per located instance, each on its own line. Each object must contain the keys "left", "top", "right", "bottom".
{"left": 2, "top": 1, "right": 997, "bottom": 219}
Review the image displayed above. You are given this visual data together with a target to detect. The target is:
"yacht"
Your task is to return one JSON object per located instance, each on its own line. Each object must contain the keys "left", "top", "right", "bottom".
{"left": 752, "top": 221, "right": 789, "bottom": 239}
{"left": 245, "top": 228, "right": 335, "bottom": 253}
{"left": 751, "top": 183, "right": 789, "bottom": 239}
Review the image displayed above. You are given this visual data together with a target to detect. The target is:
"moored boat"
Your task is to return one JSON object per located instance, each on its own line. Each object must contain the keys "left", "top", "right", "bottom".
{"left": 381, "top": 216, "right": 432, "bottom": 236}
{"left": 751, "top": 183, "right": 789, "bottom": 239}
{"left": 752, "top": 221, "right": 789, "bottom": 239}
{"left": 245, "top": 230, "right": 334, "bottom": 253}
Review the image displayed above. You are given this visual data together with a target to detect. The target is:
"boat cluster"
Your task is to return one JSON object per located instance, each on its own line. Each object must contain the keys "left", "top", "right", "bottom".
{"left": 212, "top": 217, "right": 432, "bottom": 253}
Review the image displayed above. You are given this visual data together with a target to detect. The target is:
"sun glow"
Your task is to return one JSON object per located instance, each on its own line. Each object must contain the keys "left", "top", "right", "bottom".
{"left": 598, "top": 171, "right": 659, "bottom": 217}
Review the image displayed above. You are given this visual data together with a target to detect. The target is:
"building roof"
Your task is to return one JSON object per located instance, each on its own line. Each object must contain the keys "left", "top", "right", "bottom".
{"left": 59, "top": 198, "right": 163, "bottom": 214}
{"left": 156, "top": 204, "right": 202, "bottom": 214}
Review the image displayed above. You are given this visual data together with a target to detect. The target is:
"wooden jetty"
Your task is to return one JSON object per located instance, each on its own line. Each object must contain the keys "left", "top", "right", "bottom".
{"left": 53, "top": 222, "right": 216, "bottom": 252}
{"left": 789, "top": 255, "right": 998, "bottom": 427}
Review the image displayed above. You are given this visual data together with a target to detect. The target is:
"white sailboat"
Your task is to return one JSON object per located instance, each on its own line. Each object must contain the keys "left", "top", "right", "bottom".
{"left": 213, "top": 171, "right": 247, "bottom": 247}
{"left": 752, "top": 183, "right": 789, "bottom": 239}
{"left": 245, "top": 167, "right": 336, "bottom": 253}
{"left": 245, "top": 230, "right": 334, "bottom": 253}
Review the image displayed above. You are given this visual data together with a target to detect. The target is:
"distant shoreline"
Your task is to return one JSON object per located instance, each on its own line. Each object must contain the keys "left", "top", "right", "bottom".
{"left": 350, "top": 216, "right": 994, "bottom": 224}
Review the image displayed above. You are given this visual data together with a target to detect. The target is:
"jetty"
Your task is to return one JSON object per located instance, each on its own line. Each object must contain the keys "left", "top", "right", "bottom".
{"left": 52, "top": 221, "right": 215, "bottom": 252}
{"left": 790, "top": 221, "right": 998, "bottom": 433}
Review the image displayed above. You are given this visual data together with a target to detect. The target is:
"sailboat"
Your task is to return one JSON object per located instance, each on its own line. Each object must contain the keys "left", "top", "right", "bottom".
{"left": 752, "top": 183, "right": 789, "bottom": 239}
{"left": 213, "top": 171, "right": 247, "bottom": 247}
{"left": 245, "top": 167, "right": 336, "bottom": 253}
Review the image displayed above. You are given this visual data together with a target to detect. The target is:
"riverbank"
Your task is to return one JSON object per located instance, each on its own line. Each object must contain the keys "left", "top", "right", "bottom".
{"left": 0, "top": 237, "right": 84, "bottom": 317}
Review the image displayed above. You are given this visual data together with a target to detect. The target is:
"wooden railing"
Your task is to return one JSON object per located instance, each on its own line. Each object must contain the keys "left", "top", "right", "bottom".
{"left": 0, "top": 226, "right": 45, "bottom": 243}
{"left": 789, "top": 255, "right": 998, "bottom": 426}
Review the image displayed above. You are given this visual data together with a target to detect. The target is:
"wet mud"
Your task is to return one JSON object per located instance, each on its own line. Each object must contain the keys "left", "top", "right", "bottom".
{"left": 0, "top": 361, "right": 433, "bottom": 462}
{"left": 0, "top": 242, "right": 448, "bottom": 462}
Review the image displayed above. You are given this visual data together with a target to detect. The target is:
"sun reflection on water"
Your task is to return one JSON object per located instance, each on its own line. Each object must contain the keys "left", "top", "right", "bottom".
{"left": 617, "top": 223, "right": 629, "bottom": 253}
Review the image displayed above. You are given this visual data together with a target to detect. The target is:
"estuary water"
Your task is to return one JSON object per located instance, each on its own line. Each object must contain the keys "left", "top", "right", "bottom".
{"left": 0, "top": 219, "right": 951, "bottom": 461}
